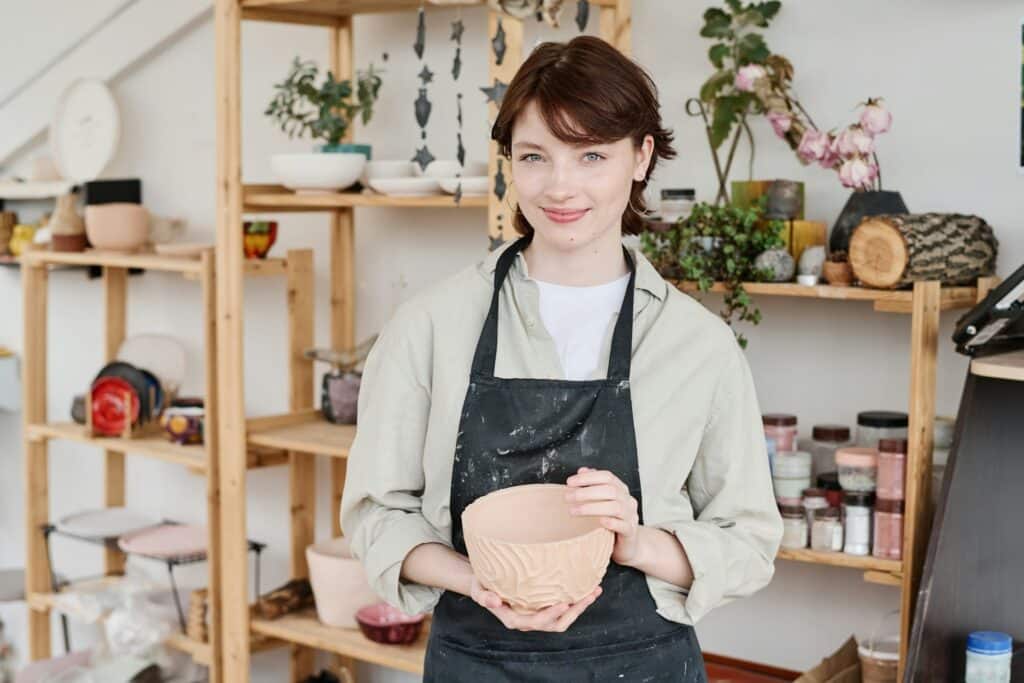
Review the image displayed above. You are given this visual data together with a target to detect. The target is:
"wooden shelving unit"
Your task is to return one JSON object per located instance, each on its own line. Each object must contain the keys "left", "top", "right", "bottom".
{"left": 214, "top": 1, "right": 631, "bottom": 681}
{"left": 676, "top": 276, "right": 1000, "bottom": 678}
{"left": 18, "top": 248, "right": 298, "bottom": 682}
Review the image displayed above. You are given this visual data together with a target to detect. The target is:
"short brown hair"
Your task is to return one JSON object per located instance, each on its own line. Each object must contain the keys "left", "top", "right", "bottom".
{"left": 491, "top": 36, "right": 676, "bottom": 237}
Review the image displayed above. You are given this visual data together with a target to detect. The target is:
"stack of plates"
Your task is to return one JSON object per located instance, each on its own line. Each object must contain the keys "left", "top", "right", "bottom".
{"left": 56, "top": 507, "right": 161, "bottom": 540}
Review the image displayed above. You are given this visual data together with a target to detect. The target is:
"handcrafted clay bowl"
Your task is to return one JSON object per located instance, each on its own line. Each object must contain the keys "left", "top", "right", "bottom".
{"left": 90, "top": 376, "right": 140, "bottom": 436}
{"left": 306, "top": 537, "right": 380, "bottom": 628}
{"left": 462, "top": 483, "right": 614, "bottom": 613}
{"left": 96, "top": 361, "right": 153, "bottom": 423}
{"left": 50, "top": 233, "right": 88, "bottom": 252}
{"left": 822, "top": 260, "right": 854, "bottom": 286}
{"left": 418, "top": 160, "right": 463, "bottom": 179}
{"left": 271, "top": 152, "right": 365, "bottom": 193}
{"left": 84, "top": 203, "right": 150, "bottom": 253}
{"left": 355, "top": 603, "right": 424, "bottom": 645}
{"left": 242, "top": 220, "right": 277, "bottom": 259}
{"left": 160, "top": 398, "right": 204, "bottom": 445}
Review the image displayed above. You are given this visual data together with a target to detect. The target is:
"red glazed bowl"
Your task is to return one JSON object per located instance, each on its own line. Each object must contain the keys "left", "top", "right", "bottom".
{"left": 355, "top": 603, "right": 424, "bottom": 645}
{"left": 91, "top": 376, "right": 141, "bottom": 436}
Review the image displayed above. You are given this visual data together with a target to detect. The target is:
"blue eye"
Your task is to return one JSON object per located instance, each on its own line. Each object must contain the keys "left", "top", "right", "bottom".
{"left": 584, "top": 152, "right": 605, "bottom": 162}
{"left": 519, "top": 153, "right": 542, "bottom": 162}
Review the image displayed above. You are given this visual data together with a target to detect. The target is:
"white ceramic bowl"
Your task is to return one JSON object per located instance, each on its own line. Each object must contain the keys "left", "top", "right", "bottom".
{"left": 307, "top": 537, "right": 380, "bottom": 628}
{"left": 361, "top": 160, "right": 416, "bottom": 186}
{"left": 368, "top": 177, "right": 442, "bottom": 197}
{"left": 438, "top": 176, "right": 489, "bottom": 196}
{"left": 418, "top": 160, "right": 463, "bottom": 179}
{"left": 271, "top": 152, "right": 365, "bottom": 193}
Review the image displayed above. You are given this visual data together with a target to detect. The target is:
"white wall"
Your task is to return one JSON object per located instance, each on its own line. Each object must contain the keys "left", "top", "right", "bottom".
{"left": 1, "top": 0, "right": 1021, "bottom": 680}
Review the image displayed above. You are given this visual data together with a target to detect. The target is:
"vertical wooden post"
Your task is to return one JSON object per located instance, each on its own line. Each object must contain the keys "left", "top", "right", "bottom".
{"left": 600, "top": 0, "right": 632, "bottom": 55}
{"left": 330, "top": 17, "right": 359, "bottom": 681}
{"left": 103, "top": 266, "right": 127, "bottom": 576}
{"left": 899, "top": 280, "right": 940, "bottom": 678}
{"left": 214, "top": 0, "right": 249, "bottom": 680}
{"left": 22, "top": 259, "right": 50, "bottom": 660}
{"left": 287, "top": 250, "right": 316, "bottom": 682}
{"left": 486, "top": 11, "right": 522, "bottom": 248}
{"left": 201, "top": 252, "right": 224, "bottom": 683}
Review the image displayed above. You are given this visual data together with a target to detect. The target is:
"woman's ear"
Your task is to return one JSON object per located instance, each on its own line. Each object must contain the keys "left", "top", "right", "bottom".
{"left": 635, "top": 134, "right": 655, "bottom": 182}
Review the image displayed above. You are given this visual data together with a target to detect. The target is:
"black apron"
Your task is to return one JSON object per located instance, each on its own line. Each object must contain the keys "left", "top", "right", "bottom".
{"left": 424, "top": 236, "right": 707, "bottom": 682}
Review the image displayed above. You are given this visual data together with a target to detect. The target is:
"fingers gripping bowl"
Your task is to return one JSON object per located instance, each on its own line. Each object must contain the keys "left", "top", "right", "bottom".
{"left": 461, "top": 483, "right": 614, "bottom": 614}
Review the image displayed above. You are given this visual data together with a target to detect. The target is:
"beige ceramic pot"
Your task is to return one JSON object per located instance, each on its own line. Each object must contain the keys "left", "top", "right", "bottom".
{"left": 462, "top": 483, "right": 614, "bottom": 613}
{"left": 823, "top": 260, "right": 854, "bottom": 286}
{"left": 84, "top": 203, "right": 149, "bottom": 253}
{"left": 306, "top": 537, "right": 379, "bottom": 628}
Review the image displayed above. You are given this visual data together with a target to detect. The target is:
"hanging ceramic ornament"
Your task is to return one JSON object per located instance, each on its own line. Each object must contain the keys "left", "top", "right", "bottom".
{"left": 415, "top": 89, "right": 433, "bottom": 132}
{"left": 480, "top": 79, "right": 509, "bottom": 107}
{"left": 412, "top": 146, "right": 436, "bottom": 172}
{"left": 494, "top": 158, "right": 507, "bottom": 200}
{"left": 487, "top": 0, "right": 565, "bottom": 27}
{"left": 492, "top": 19, "right": 507, "bottom": 66}
{"left": 575, "top": 0, "right": 590, "bottom": 31}
{"left": 456, "top": 96, "right": 466, "bottom": 166}
{"left": 450, "top": 19, "right": 464, "bottom": 80}
{"left": 414, "top": 6, "right": 426, "bottom": 59}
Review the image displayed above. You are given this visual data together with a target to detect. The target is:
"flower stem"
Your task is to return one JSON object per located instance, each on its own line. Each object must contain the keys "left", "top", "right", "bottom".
{"left": 742, "top": 117, "right": 756, "bottom": 180}
{"left": 873, "top": 152, "right": 883, "bottom": 191}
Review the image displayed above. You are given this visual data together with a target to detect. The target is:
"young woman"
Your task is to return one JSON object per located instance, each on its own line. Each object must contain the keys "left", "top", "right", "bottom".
{"left": 342, "top": 36, "right": 782, "bottom": 682}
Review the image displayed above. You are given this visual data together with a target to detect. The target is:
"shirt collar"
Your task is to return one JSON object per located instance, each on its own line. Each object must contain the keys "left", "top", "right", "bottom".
{"left": 478, "top": 239, "right": 668, "bottom": 302}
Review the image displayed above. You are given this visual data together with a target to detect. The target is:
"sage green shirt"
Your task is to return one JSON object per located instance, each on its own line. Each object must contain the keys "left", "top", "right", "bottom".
{"left": 341, "top": 240, "right": 783, "bottom": 626}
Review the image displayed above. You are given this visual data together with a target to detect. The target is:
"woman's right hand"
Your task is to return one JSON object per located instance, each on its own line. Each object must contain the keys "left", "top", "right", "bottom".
{"left": 469, "top": 575, "right": 602, "bottom": 632}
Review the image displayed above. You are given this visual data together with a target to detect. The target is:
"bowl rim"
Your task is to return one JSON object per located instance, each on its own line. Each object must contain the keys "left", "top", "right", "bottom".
{"left": 462, "top": 483, "right": 611, "bottom": 547}
{"left": 355, "top": 602, "right": 425, "bottom": 626}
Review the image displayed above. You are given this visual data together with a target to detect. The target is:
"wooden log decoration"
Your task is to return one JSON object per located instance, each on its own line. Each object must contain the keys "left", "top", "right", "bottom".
{"left": 849, "top": 213, "right": 998, "bottom": 289}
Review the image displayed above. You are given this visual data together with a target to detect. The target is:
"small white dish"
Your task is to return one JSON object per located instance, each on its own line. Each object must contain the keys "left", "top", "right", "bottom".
{"left": 796, "top": 274, "right": 819, "bottom": 286}
{"left": 271, "top": 152, "right": 365, "bottom": 193}
{"left": 361, "top": 161, "right": 416, "bottom": 186}
{"left": 438, "top": 176, "right": 489, "bottom": 195}
{"left": 368, "top": 177, "right": 442, "bottom": 196}
{"left": 56, "top": 507, "right": 161, "bottom": 540}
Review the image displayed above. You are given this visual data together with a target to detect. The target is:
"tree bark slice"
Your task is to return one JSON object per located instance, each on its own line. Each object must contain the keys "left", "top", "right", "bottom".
{"left": 849, "top": 213, "right": 998, "bottom": 289}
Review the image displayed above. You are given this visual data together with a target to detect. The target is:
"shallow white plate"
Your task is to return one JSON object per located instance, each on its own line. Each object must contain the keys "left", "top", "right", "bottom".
{"left": 49, "top": 79, "right": 120, "bottom": 183}
{"left": 368, "top": 177, "right": 442, "bottom": 196}
{"left": 438, "top": 176, "right": 488, "bottom": 195}
{"left": 118, "top": 523, "right": 207, "bottom": 558}
{"left": 56, "top": 507, "right": 161, "bottom": 540}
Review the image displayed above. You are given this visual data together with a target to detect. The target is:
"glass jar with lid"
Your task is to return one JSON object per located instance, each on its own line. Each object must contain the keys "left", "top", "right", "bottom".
{"left": 802, "top": 488, "right": 829, "bottom": 531}
{"left": 843, "top": 491, "right": 875, "bottom": 555}
{"left": 801, "top": 424, "right": 852, "bottom": 479}
{"left": 836, "top": 446, "right": 878, "bottom": 493}
{"left": 856, "top": 410, "right": 908, "bottom": 448}
{"left": 763, "top": 413, "right": 798, "bottom": 452}
{"left": 876, "top": 438, "right": 907, "bottom": 501}
{"left": 780, "top": 505, "right": 807, "bottom": 550}
{"left": 659, "top": 188, "right": 696, "bottom": 224}
{"left": 773, "top": 451, "right": 812, "bottom": 506}
{"left": 811, "top": 507, "right": 843, "bottom": 552}
{"left": 873, "top": 498, "right": 903, "bottom": 559}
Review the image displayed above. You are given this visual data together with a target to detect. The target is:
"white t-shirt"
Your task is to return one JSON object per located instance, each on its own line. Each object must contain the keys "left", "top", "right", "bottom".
{"left": 534, "top": 273, "right": 631, "bottom": 381}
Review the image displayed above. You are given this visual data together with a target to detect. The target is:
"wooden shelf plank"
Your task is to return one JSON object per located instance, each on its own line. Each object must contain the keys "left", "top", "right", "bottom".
{"left": 970, "top": 350, "right": 1024, "bottom": 383}
{"left": 247, "top": 411, "right": 356, "bottom": 458}
{"left": 777, "top": 547, "right": 902, "bottom": 573}
{"left": 241, "top": 0, "right": 481, "bottom": 20}
{"left": 250, "top": 609, "right": 427, "bottom": 675}
{"left": 673, "top": 280, "right": 979, "bottom": 313}
{"left": 243, "top": 184, "right": 487, "bottom": 212}
{"left": 27, "top": 422, "right": 208, "bottom": 471}
{"left": 21, "top": 250, "right": 204, "bottom": 274}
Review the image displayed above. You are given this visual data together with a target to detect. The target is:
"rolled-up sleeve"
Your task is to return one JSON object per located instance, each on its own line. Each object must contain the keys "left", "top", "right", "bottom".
{"left": 654, "top": 341, "right": 783, "bottom": 624}
{"left": 340, "top": 309, "right": 450, "bottom": 616}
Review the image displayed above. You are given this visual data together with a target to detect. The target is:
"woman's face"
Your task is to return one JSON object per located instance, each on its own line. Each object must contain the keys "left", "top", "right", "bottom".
{"left": 510, "top": 100, "right": 653, "bottom": 253}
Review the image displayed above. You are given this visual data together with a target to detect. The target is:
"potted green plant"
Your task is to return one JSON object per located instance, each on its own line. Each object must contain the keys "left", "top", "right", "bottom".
{"left": 265, "top": 57, "right": 383, "bottom": 193}
{"left": 641, "top": 200, "right": 784, "bottom": 348}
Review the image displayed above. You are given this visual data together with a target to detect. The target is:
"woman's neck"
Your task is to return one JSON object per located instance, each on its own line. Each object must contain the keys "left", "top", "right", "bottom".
{"left": 522, "top": 230, "right": 629, "bottom": 287}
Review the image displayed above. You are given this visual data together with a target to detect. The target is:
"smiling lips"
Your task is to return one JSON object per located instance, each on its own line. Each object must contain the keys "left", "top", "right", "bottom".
{"left": 543, "top": 208, "right": 589, "bottom": 224}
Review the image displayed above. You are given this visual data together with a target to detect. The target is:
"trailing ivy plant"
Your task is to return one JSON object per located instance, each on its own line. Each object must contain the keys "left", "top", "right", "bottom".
{"left": 641, "top": 201, "right": 784, "bottom": 348}
{"left": 265, "top": 57, "right": 383, "bottom": 147}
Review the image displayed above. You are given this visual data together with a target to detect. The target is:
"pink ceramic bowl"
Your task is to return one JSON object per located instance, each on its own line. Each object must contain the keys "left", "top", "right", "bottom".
{"left": 355, "top": 603, "right": 424, "bottom": 644}
{"left": 85, "top": 203, "right": 149, "bottom": 253}
{"left": 306, "top": 537, "right": 379, "bottom": 628}
{"left": 462, "top": 483, "right": 614, "bottom": 613}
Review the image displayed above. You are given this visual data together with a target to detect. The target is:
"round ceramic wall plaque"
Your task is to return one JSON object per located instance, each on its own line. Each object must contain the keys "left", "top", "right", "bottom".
{"left": 49, "top": 79, "right": 120, "bottom": 183}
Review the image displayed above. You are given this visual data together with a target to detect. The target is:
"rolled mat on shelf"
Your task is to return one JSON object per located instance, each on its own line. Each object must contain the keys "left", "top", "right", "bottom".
{"left": 849, "top": 213, "right": 998, "bottom": 289}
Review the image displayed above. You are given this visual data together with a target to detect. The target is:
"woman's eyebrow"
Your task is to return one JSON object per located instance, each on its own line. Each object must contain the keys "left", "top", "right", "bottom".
{"left": 511, "top": 141, "right": 545, "bottom": 151}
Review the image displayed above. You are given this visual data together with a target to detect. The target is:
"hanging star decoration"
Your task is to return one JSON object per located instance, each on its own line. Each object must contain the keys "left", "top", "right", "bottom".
{"left": 575, "top": 0, "right": 590, "bottom": 31}
{"left": 413, "top": 6, "right": 426, "bottom": 59}
{"left": 418, "top": 64, "right": 434, "bottom": 85}
{"left": 412, "top": 146, "right": 436, "bottom": 172}
{"left": 450, "top": 19, "right": 464, "bottom": 80}
{"left": 480, "top": 78, "right": 509, "bottom": 107}
{"left": 492, "top": 19, "right": 507, "bottom": 66}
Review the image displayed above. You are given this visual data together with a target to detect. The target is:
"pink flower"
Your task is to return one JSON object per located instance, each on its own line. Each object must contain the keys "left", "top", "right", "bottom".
{"left": 767, "top": 110, "right": 792, "bottom": 138}
{"left": 834, "top": 125, "right": 875, "bottom": 158}
{"left": 860, "top": 100, "right": 892, "bottom": 135}
{"left": 838, "top": 157, "right": 878, "bottom": 190}
{"left": 796, "top": 129, "right": 829, "bottom": 163}
{"left": 818, "top": 134, "right": 840, "bottom": 169}
{"left": 734, "top": 64, "right": 767, "bottom": 92}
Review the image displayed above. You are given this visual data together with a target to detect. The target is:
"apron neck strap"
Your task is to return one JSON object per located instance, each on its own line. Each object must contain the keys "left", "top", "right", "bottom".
{"left": 471, "top": 235, "right": 636, "bottom": 381}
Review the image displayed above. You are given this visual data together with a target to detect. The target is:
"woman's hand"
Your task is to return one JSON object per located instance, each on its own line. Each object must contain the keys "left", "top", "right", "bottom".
{"left": 469, "top": 575, "right": 601, "bottom": 632}
{"left": 565, "top": 467, "right": 641, "bottom": 566}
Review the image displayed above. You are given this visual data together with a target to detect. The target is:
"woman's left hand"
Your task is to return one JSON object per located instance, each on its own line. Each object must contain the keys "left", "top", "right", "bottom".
{"left": 565, "top": 467, "right": 641, "bottom": 566}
